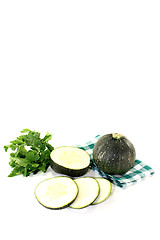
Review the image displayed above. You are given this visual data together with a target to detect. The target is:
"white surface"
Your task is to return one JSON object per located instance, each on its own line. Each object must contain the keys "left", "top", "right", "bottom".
{"left": 0, "top": 0, "right": 160, "bottom": 239}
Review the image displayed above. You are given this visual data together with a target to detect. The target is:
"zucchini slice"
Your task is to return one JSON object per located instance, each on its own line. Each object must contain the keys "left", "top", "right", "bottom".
{"left": 92, "top": 178, "right": 112, "bottom": 205}
{"left": 50, "top": 146, "right": 90, "bottom": 177}
{"left": 70, "top": 177, "right": 100, "bottom": 209}
{"left": 34, "top": 177, "right": 78, "bottom": 210}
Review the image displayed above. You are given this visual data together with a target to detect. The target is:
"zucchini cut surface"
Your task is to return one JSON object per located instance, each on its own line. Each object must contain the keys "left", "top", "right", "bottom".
{"left": 34, "top": 177, "right": 78, "bottom": 209}
{"left": 50, "top": 146, "right": 90, "bottom": 177}
{"left": 70, "top": 177, "right": 100, "bottom": 209}
{"left": 92, "top": 178, "right": 112, "bottom": 205}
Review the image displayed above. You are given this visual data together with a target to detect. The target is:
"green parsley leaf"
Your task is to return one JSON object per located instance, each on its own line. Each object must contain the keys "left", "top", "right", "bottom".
{"left": 20, "top": 128, "right": 31, "bottom": 133}
{"left": 4, "top": 129, "right": 54, "bottom": 177}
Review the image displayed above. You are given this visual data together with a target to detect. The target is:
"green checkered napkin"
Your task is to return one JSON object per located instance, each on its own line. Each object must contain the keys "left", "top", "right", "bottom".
{"left": 76, "top": 135, "right": 155, "bottom": 188}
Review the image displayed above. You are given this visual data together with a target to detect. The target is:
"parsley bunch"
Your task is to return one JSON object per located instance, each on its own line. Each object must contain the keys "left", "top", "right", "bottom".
{"left": 4, "top": 129, "right": 54, "bottom": 177}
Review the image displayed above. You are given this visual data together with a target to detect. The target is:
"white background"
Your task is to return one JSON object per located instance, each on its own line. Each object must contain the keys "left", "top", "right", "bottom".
{"left": 0, "top": 0, "right": 160, "bottom": 239}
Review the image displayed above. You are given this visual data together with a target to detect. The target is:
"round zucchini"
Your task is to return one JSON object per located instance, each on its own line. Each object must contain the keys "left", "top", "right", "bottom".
{"left": 34, "top": 176, "right": 78, "bottom": 210}
{"left": 50, "top": 146, "right": 90, "bottom": 177}
{"left": 93, "top": 133, "right": 136, "bottom": 175}
{"left": 69, "top": 177, "right": 100, "bottom": 209}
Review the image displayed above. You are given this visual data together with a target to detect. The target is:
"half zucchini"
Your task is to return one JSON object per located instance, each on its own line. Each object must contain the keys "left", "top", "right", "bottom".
{"left": 69, "top": 177, "right": 100, "bottom": 209}
{"left": 34, "top": 176, "right": 78, "bottom": 210}
{"left": 92, "top": 178, "right": 112, "bottom": 205}
{"left": 50, "top": 146, "right": 90, "bottom": 177}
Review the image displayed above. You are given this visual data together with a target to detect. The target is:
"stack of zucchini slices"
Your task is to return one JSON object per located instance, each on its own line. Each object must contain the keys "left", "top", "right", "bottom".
{"left": 34, "top": 176, "right": 112, "bottom": 210}
{"left": 34, "top": 146, "right": 112, "bottom": 210}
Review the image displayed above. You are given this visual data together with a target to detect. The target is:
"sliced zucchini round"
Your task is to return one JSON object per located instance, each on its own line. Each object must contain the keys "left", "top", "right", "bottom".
{"left": 34, "top": 176, "right": 78, "bottom": 210}
{"left": 69, "top": 177, "right": 100, "bottom": 209}
{"left": 50, "top": 146, "right": 90, "bottom": 177}
{"left": 92, "top": 178, "right": 112, "bottom": 205}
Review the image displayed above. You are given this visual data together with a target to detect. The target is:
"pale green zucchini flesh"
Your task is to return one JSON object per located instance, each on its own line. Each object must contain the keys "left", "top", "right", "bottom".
{"left": 69, "top": 177, "right": 100, "bottom": 209}
{"left": 50, "top": 146, "right": 90, "bottom": 177}
{"left": 34, "top": 176, "right": 78, "bottom": 210}
{"left": 92, "top": 178, "right": 112, "bottom": 205}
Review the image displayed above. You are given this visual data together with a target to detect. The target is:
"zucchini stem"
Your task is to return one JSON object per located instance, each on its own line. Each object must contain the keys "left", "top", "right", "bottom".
{"left": 112, "top": 133, "right": 123, "bottom": 139}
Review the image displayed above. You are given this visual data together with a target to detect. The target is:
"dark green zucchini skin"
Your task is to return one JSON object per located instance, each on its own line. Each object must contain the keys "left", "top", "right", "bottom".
{"left": 50, "top": 159, "right": 90, "bottom": 177}
{"left": 93, "top": 134, "right": 136, "bottom": 175}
